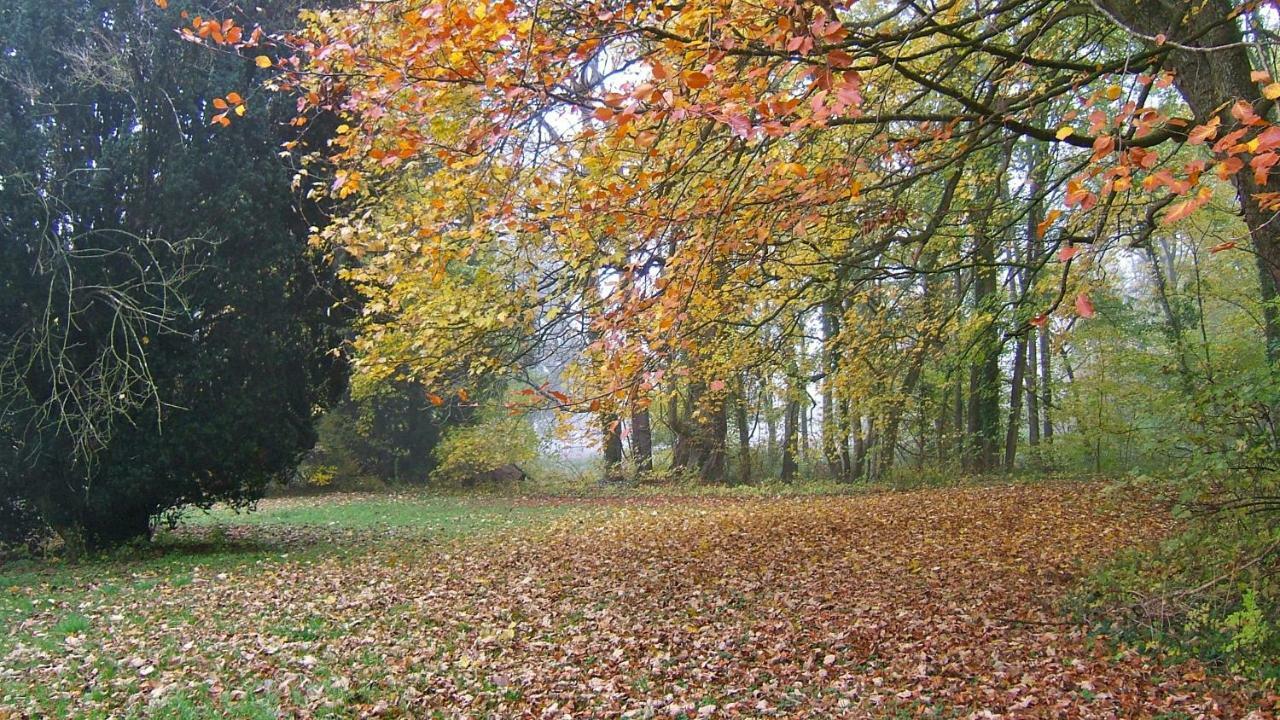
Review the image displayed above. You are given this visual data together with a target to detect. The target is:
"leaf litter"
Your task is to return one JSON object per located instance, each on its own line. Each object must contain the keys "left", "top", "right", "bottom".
{"left": 1, "top": 484, "right": 1274, "bottom": 718}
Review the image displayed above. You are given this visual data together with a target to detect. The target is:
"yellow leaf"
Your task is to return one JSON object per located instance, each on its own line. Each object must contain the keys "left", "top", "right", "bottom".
{"left": 255, "top": 55, "right": 272, "bottom": 69}
{"left": 1105, "top": 85, "right": 1121, "bottom": 100}
{"left": 1264, "top": 83, "right": 1280, "bottom": 100}
{"left": 1055, "top": 126, "right": 1074, "bottom": 140}
{"left": 234, "top": 104, "right": 246, "bottom": 117}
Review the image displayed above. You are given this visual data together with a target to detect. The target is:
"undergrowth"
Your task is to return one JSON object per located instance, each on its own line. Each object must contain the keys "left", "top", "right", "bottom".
{"left": 1078, "top": 475, "right": 1280, "bottom": 682}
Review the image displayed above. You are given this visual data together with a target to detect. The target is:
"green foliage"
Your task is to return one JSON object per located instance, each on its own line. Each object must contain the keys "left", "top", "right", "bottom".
{"left": 1081, "top": 478, "right": 1280, "bottom": 680}
{"left": 432, "top": 408, "right": 539, "bottom": 484}
{"left": 308, "top": 380, "right": 452, "bottom": 486}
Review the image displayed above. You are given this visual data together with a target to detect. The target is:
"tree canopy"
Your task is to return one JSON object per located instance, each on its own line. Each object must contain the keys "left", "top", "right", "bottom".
{"left": 210, "top": 0, "right": 1280, "bottom": 482}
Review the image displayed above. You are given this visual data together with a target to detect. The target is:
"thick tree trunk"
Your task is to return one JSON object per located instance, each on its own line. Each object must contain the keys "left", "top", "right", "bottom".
{"left": 780, "top": 395, "right": 800, "bottom": 482}
{"left": 670, "top": 393, "right": 691, "bottom": 470}
{"left": 677, "top": 381, "right": 727, "bottom": 483}
{"left": 799, "top": 392, "right": 810, "bottom": 462}
{"left": 700, "top": 400, "right": 728, "bottom": 483}
{"left": 863, "top": 416, "right": 878, "bottom": 482}
{"left": 631, "top": 405, "right": 653, "bottom": 475}
{"left": 601, "top": 412, "right": 624, "bottom": 482}
{"left": 952, "top": 374, "right": 965, "bottom": 465}
{"left": 880, "top": 351, "right": 925, "bottom": 480}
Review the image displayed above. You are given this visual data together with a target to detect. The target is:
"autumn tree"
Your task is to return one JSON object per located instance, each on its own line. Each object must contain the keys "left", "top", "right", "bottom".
{"left": 264, "top": 0, "right": 1279, "bottom": 481}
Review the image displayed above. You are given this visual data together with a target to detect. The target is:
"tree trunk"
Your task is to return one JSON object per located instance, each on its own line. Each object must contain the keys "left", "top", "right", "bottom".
{"left": 1004, "top": 336, "right": 1027, "bottom": 470}
{"left": 852, "top": 409, "right": 866, "bottom": 480}
{"left": 863, "top": 416, "right": 878, "bottom": 482}
{"left": 670, "top": 393, "right": 691, "bottom": 471}
{"left": 764, "top": 384, "right": 777, "bottom": 465}
{"left": 631, "top": 405, "right": 653, "bottom": 475}
{"left": 1039, "top": 326, "right": 1053, "bottom": 443}
{"left": 1144, "top": 242, "right": 1195, "bottom": 383}
{"left": 820, "top": 302, "right": 842, "bottom": 478}
{"left": 735, "top": 377, "right": 751, "bottom": 485}
{"left": 1026, "top": 328, "right": 1041, "bottom": 452}
{"left": 839, "top": 398, "right": 853, "bottom": 482}
{"left": 799, "top": 391, "right": 810, "bottom": 463}
{"left": 679, "top": 381, "right": 727, "bottom": 483}
{"left": 880, "top": 351, "right": 925, "bottom": 480}
{"left": 780, "top": 395, "right": 800, "bottom": 482}
{"left": 601, "top": 412, "right": 624, "bottom": 482}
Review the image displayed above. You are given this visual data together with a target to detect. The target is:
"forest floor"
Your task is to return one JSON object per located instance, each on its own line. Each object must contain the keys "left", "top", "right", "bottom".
{"left": 0, "top": 483, "right": 1273, "bottom": 719}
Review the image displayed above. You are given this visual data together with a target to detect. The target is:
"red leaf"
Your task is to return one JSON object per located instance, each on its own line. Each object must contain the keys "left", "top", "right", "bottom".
{"left": 1075, "top": 292, "right": 1096, "bottom": 319}
{"left": 1058, "top": 245, "right": 1079, "bottom": 262}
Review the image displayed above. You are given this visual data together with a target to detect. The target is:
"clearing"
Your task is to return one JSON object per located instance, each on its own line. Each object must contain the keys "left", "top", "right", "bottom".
{"left": 0, "top": 483, "right": 1270, "bottom": 718}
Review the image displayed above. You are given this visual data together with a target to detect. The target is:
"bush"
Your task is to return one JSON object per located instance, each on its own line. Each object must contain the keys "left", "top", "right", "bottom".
{"left": 1080, "top": 477, "right": 1280, "bottom": 680}
{"left": 307, "top": 380, "right": 456, "bottom": 485}
{"left": 432, "top": 410, "right": 539, "bottom": 485}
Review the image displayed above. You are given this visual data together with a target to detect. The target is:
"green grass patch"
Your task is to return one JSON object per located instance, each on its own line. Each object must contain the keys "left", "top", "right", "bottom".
{"left": 181, "top": 492, "right": 567, "bottom": 533}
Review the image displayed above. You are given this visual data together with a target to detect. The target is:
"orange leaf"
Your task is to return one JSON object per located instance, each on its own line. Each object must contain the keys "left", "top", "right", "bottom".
{"left": 1163, "top": 197, "right": 1200, "bottom": 225}
{"left": 1036, "top": 209, "right": 1061, "bottom": 239}
{"left": 154, "top": 0, "right": 168, "bottom": 8}
{"left": 1030, "top": 314, "right": 1049, "bottom": 329}
{"left": 427, "top": 393, "right": 444, "bottom": 406}
{"left": 1210, "top": 241, "right": 1236, "bottom": 253}
{"left": 683, "top": 71, "right": 710, "bottom": 89}
{"left": 212, "top": 97, "right": 229, "bottom": 109}
{"left": 592, "top": 106, "right": 614, "bottom": 122}
{"left": 226, "top": 91, "right": 244, "bottom": 105}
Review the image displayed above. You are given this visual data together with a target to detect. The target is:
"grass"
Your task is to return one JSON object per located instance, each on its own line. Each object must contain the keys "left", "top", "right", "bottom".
{"left": 0, "top": 494, "right": 574, "bottom": 650}
{"left": 181, "top": 491, "right": 564, "bottom": 531}
{"left": 0, "top": 492, "right": 587, "bottom": 718}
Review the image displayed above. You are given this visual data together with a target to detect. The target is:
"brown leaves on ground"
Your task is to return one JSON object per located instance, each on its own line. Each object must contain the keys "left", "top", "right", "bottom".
{"left": 2, "top": 484, "right": 1274, "bottom": 718}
